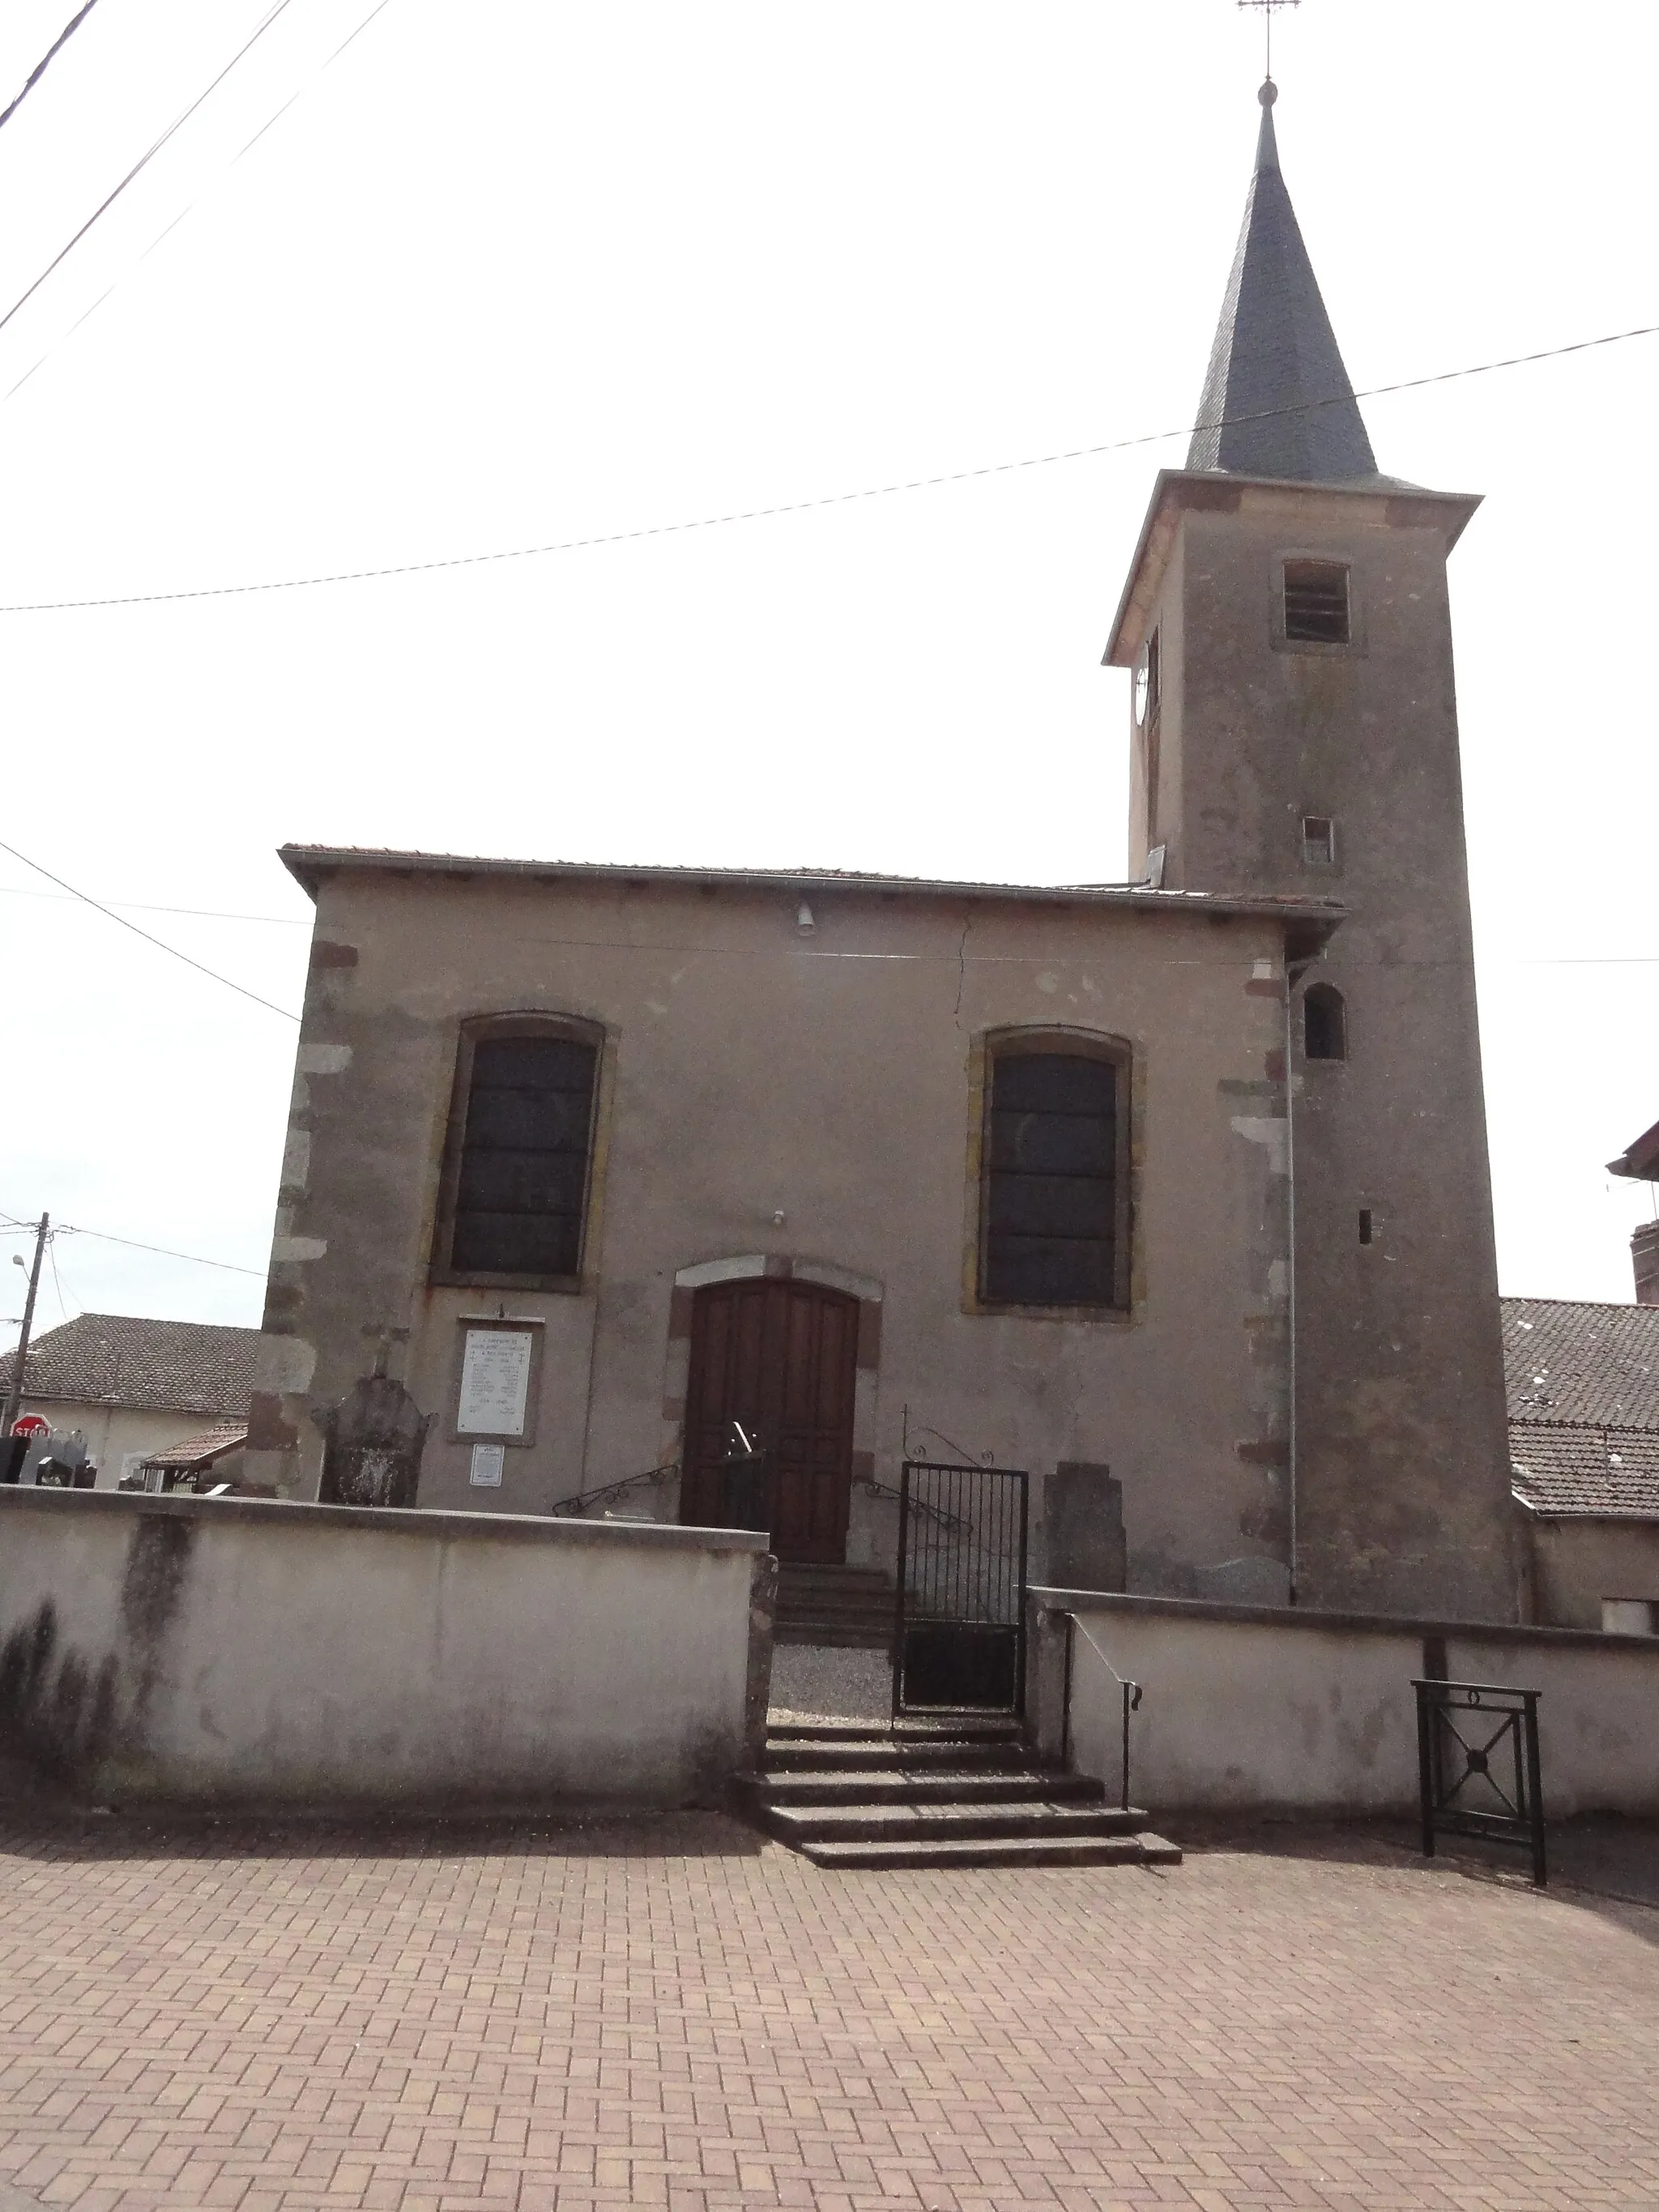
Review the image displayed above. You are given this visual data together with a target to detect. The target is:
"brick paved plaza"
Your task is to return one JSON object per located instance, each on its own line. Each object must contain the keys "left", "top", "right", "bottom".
{"left": 1, "top": 1810, "right": 1657, "bottom": 2212}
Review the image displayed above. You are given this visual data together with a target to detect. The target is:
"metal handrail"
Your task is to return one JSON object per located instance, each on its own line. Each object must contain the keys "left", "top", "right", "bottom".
{"left": 550, "top": 1460, "right": 678, "bottom": 1518}
{"left": 859, "top": 1474, "right": 971, "bottom": 1534}
{"left": 1057, "top": 1608, "right": 1141, "bottom": 1812}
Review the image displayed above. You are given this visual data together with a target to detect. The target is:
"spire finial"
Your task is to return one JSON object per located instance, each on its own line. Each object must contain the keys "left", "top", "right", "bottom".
{"left": 1255, "top": 75, "right": 1280, "bottom": 173}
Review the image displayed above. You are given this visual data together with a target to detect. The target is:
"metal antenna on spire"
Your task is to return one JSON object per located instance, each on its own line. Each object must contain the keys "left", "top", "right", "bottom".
{"left": 1238, "top": 0, "right": 1299, "bottom": 80}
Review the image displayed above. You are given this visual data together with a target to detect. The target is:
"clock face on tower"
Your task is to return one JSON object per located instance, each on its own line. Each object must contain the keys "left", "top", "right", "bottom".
{"left": 1133, "top": 656, "right": 1149, "bottom": 726}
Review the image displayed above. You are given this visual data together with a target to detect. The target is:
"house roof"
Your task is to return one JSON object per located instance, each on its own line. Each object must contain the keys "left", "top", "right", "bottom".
{"left": 1607, "top": 1115, "right": 1659, "bottom": 1181}
{"left": 277, "top": 843, "right": 1344, "bottom": 943}
{"left": 1501, "top": 1297, "right": 1659, "bottom": 1429}
{"left": 1187, "top": 83, "right": 1380, "bottom": 485}
{"left": 140, "top": 1422, "right": 249, "bottom": 1472}
{"left": 0, "top": 1314, "right": 264, "bottom": 1417}
{"left": 1510, "top": 1423, "right": 1659, "bottom": 1519}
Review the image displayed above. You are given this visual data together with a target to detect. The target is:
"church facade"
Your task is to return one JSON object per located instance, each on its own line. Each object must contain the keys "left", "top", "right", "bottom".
{"left": 248, "top": 83, "right": 1518, "bottom": 1622}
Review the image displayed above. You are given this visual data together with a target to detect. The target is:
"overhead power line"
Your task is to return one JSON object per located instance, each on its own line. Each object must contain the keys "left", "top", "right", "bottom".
{"left": 0, "top": 0, "right": 306, "bottom": 343}
{"left": 0, "top": 883, "right": 308, "bottom": 924}
{"left": 2, "top": 0, "right": 403, "bottom": 407}
{"left": 0, "top": 839, "right": 301, "bottom": 1021}
{"left": 2, "top": 1209, "right": 265, "bottom": 1277}
{"left": 1, "top": 320, "right": 1654, "bottom": 617}
{"left": 0, "top": 0, "right": 106, "bottom": 138}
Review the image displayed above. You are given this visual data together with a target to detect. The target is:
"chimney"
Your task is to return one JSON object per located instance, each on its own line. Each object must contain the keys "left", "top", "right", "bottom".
{"left": 1635, "top": 1221, "right": 1659, "bottom": 1306}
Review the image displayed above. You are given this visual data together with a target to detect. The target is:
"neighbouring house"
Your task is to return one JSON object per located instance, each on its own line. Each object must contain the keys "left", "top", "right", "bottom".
{"left": 0, "top": 1315, "right": 264, "bottom": 1490}
{"left": 245, "top": 79, "right": 1520, "bottom": 1624}
{"left": 1505, "top": 1296, "right": 1659, "bottom": 1631}
{"left": 125, "top": 1421, "right": 251, "bottom": 1494}
{"left": 1607, "top": 1114, "right": 1659, "bottom": 1304}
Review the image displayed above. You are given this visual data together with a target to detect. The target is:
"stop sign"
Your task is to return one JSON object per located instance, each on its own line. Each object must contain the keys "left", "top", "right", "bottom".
{"left": 11, "top": 1415, "right": 48, "bottom": 1439}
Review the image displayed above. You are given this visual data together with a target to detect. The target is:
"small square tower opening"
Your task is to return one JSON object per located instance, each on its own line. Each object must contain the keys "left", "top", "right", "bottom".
{"left": 1283, "top": 560, "right": 1350, "bottom": 645}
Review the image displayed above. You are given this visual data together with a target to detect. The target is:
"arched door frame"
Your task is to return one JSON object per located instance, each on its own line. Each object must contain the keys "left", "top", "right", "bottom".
{"left": 662, "top": 1255, "right": 884, "bottom": 1533}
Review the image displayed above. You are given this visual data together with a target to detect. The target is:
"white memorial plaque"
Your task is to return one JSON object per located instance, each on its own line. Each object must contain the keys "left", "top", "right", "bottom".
{"left": 469, "top": 1443, "right": 505, "bottom": 1488}
{"left": 457, "top": 1328, "right": 533, "bottom": 1436}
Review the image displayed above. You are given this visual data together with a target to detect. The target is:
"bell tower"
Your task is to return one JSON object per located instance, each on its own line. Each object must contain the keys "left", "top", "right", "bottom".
{"left": 1107, "top": 83, "right": 1516, "bottom": 1620}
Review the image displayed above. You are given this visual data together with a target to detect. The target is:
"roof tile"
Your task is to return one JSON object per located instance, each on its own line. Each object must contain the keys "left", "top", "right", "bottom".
{"left": 0, "top": 1314, "right": 264, "bottom": 1417}
{"left": 139, "top": 1421, "right": 249, "bottom": 1470}
{"left": 1510, "top": 1422, "right": 1659, "bottom": 1518}
{"left": 1501, "top": 1297, "right": 1659, "bottom": 1428}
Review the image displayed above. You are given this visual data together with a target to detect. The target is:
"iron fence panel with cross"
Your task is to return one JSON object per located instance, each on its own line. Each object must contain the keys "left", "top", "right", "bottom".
{"left": 1414, "top": 1678, "right": 1546, "bottom": 1886}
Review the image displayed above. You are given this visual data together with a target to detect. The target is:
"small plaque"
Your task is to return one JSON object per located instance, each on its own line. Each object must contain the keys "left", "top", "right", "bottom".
{"left": 457, "top": 1328, "right": 533, "bottom": 1435}
{"left": 469, "top": 1443, "right": 505, "bottom": 1488}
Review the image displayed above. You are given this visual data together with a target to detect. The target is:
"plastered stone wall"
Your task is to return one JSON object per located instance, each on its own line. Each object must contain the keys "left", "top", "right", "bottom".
{"left": 1111, "top": 475, "right": 1515, "bottom": 1622}
{"left": 0, "top": 1489, "right": 770, "bottom": 1810}
{"left": 1039, "top": 1588, "right": 1659, "bottom": 1818}
{"left": 258, "top": 868, "right": 1303, "bottom": 1602}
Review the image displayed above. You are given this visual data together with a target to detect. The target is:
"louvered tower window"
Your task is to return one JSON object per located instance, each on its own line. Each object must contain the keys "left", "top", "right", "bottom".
{"left": 1282, "top": 559, "right": 1350, "bottom": 645}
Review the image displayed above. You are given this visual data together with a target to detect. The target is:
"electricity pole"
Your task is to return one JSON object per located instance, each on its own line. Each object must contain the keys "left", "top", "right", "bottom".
{"left": 2, "top": 1213, "right": 49, "bottom": 1444}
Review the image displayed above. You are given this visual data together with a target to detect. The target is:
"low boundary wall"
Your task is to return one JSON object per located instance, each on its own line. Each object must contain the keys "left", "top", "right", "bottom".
{"left": 0, "top": 1490, "right": 774, "bottom": 1813}
{"left": 1029, "top": 1588, "right": 1659, "bottom": 1818}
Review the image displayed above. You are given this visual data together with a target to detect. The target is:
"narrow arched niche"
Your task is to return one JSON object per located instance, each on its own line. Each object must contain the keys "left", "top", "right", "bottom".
{"left": 1303, "top": 982, "right": 1347, "bottom": 1063}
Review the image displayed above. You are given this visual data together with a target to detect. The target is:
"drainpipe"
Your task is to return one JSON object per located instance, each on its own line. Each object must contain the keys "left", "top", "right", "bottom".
{"left": 1282, "top": 982, "right": 1299, "bottom": 1607}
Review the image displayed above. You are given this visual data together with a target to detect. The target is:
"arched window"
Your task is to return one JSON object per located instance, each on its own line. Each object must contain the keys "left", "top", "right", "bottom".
{"left": 432, "top": 1016, "right": 603, "bottom": 1286}
{"left": 1303, "top": 982, "right": 1347, "bottom": 1063}
{"left": 979, "top": 1034, "right": 1130, "bottom": 1311}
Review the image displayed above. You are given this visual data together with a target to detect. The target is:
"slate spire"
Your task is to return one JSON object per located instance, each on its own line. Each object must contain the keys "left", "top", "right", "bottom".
{"left": 1187, "top": 81, "right": 1378, "bottom": 481}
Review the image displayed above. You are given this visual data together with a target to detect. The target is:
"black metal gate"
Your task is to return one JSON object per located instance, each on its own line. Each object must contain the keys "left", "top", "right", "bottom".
{"left": 893, "top": 1460, "right": 1029, "bottom": 1718}
{"left": 1414, "top": 1677, "right": 1546, "bottom": 1886}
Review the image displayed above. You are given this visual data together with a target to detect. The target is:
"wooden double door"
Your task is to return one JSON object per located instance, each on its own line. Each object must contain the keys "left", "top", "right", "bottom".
{"left": 680, "top": 1278, "right": 859, "bottom": 1564}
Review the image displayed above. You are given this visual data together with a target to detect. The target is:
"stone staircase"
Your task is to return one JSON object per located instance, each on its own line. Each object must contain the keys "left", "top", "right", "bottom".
{"left": 774, "top": 1564, "right": 895, "bottom": 1648}
{"left": 739, "top": 1720, "right": 1182, "bottom": 1869}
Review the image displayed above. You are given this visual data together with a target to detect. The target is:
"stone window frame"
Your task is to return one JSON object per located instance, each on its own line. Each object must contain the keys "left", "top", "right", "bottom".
{"left": 429, "top": 1010, "right": 612, "bottom": 1294}
{"left": 963, "top": 1025, "right": 1137, "bottom": 1322}
{"left": 1269, "top": 550, "right": 1368, "bottom": 658}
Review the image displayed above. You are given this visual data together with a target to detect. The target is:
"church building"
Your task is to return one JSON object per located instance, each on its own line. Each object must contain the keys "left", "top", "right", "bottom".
{"left": 247, "top": 83, "right": 1518, "bottom": 1624}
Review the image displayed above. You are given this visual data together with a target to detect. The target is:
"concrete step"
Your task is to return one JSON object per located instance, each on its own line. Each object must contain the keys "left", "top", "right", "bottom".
{"left": 744, "top": 1768, "right": 1108, "bottom": 1808}
{"left": 766, "top": 1720, "right": 1022, "bottom": 1744}
{"left": 762, "top": 1737, "right": 1032, "bottom": 1773}
{"left": 761, "top": 1801, "right": 1150, "bottom": 1846}
{"left": 774, "top": 1566, "right": 896, "bottom": 1650}
{"left": 777, "top": 1565, "right": 893, "bottom": 1592}
{"left": 796, "top": 1831, "right": 1183, "bottom": 1870}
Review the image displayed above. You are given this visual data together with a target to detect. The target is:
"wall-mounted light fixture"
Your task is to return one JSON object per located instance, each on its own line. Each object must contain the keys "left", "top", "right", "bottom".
{"left": 795, "top": 901, "right": 817, "bottom": 935}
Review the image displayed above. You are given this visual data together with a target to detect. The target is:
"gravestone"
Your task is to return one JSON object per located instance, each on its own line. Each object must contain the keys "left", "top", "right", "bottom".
{"left": 1047, "top": 1460, "right": 1126, "bottom": 1592}
{"left": 313, "top": 1373, "right": 432, "bottom": 1508}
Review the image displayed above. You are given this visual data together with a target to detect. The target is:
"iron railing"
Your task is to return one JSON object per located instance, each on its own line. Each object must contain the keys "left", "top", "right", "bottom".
{"left": 1057, "top": 1610, "right": 1141, "bottom": 1811}
{"left": 550, "top": 1460, "right": 679, "bottom": 1519}
{"left": 1414, "top": 1677, "right": 1546, "bottom": 1886}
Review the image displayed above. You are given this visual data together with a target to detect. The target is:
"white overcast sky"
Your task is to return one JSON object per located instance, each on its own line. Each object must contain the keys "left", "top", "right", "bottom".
{"left": 1, "top": 0, "right": 1655, "bottom": 1345}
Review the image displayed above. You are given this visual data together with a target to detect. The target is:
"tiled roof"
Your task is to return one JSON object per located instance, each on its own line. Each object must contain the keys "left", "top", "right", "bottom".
{"left": 1187, "top": 84, "right": 1380, "bottom": 484}
{"left": 1510, "top": 1423, "right": 1659, "bottom": 1519}
{"left": 1501, "top": 1297, "right": 1659, "bottom": 1427}
{"left": 0, "top": 1314, "right": 263, "bottom": 1417}
{"left": 140, "top": 1422, "right": 249, "bottom": 1471}
{"left": 277, "top": 844, "right": 1345, "bottom": 930}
